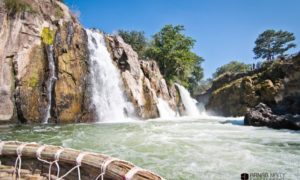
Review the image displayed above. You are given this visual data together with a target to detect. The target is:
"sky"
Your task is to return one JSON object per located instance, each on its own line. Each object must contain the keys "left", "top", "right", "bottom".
{"left": 65, "top": 0, "right": 300, "bottom": 78}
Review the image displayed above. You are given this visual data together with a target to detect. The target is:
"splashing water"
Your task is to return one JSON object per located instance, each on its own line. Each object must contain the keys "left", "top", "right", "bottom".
{"left": 157, "top": 98, "right": 177, "bottom": 118}
{"left": 175, "top": 83, "right": 199, "bottom": 116}
{"left": 86, "top": 29, "right": 133, "bottom": 122}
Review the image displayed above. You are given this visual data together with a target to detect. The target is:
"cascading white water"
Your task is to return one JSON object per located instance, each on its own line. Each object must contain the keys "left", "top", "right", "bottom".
{"left": 86, "top": 29, "right": 133, "bottom": 122}
{"left": 157, "top": 98, "right": 176, "bottom": 118}
{"left": 44, "top": 45, "right": 56, "bottom": 123}
{"left": 175, "top": 83, "right": 199, "bottom": 116}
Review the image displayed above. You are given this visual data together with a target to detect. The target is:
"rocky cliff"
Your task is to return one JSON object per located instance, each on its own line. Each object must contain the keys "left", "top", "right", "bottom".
{"left": 106, "top": 35, "right": 179, "bottom": 119}
{"left": 0, "top": 0, "right": 89, "bottom": 123}
{"left": 0, "top": 0, "right": 180, "bottom": 123}
{"left": 204, "top": 54, "right": 300, "bottom": 117}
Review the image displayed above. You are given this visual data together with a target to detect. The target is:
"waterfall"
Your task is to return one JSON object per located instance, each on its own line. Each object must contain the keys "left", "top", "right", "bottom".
{"left": 175, "top": 83, "right": 199, "bottom": 116}
{"left": 86, "top": 29, "right": 133, "bottom": 122}
{"left": 157, "top": 98, "right": 176, "bottom": 118}
{"left": 44, "top": 45, "right": 56, "bottom": 123}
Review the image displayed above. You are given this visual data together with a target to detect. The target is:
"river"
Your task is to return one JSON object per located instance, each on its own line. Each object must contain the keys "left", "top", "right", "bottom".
{"left": 1, "top": 116, "right": 299, "bottom": 179}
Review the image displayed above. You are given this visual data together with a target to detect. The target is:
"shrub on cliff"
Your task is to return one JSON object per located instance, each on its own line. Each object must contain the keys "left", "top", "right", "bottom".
{"left": 213, "top": 61, "right": 251, "bottom": 78}
{"left": 145, "top": 25, "right": 204, "bottom": 87}
{"left": 253, "top": 30, "right": 296, "bottom": 61}
{"left": 118, "top": 30, "right": 148, "bottom": 58}
{"left": 4, "top": 0, "right": 35, "bottom": 15}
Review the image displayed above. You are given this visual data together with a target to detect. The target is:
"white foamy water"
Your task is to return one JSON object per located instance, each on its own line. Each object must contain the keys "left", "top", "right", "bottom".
{"left": 2, "top": 117, "right": 299, "bottom": 180}
{"left": 157, "top": 98, "right": 176, "bottom": 118}
{"left": 86, "top": 29, "right": 133, "bottom": 122}
{"left": 175, "top": 83, "right": 199, "bottom": 116}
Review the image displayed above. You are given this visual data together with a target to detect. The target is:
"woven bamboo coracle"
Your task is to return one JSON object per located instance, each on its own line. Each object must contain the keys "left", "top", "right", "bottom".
{"left": 0, "top": 141, "right": 164, "bottom": 180}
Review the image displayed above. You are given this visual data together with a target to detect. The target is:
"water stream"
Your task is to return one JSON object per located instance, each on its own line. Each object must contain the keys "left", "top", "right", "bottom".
{"left": 43, "top": 45, "right": 56, "bottom": 123}
{"left": 175, "top": 83, "right": 200, "bottom": 116}
{"left": 157, "top": 98, "right": 177, "bottom": 118}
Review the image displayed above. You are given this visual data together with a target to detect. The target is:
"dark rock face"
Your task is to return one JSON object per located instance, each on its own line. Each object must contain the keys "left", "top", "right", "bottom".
{"left": 244, "top": 103, "right": 300, "bottom": 130}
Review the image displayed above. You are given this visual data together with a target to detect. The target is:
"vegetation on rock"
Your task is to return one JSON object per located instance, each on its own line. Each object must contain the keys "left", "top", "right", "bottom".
{"left": 27, "top": 72, "right": 39, "bottom": 88}
{"left": 41, "top": 27, "right": 56, "bottom": 45}
{"left": 253, "top": 29, "right": 296, "bottom": 60}
{"left": 118, "top": 30, "right": 148, "bottom": 58}
{"left": 4, "top": 0, "right": 35, "bottom": 15}
{"left": 55, "top": 6, "right": 64, "bottom": 19}
{"left": 212, "top": 61, "right": 251, "bottom": 78}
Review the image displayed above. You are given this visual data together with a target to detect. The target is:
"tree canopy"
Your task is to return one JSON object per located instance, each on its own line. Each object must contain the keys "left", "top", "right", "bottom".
{"left": 145, "top": 25, "right": 204, "bottom": 87}
{"left": 253, "top": 29, "right": 296, "bottom": 61}
{"left": 117, "top": 30, "right": 148, "bottom": 58}
{"left": 213, "top": 61, "right": 251, "bottom": 78}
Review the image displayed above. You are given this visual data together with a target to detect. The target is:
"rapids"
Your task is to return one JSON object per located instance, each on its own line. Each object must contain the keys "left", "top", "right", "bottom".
{"left": 1, "top": 116, "right": 299, "bottom": 179}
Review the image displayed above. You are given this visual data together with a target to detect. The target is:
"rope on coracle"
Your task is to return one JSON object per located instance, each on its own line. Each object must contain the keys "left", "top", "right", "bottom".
{"left": 95, "top": 157, "right": 151, "bottom": 180}
{"left": 124, "top": 165, "right": 166, "bottom": 180}
{"left": 13, "top": 142, "right": 37, "bottom": 179}
{"left": 36, "top": 145, "right": 64, "bottom": 179}
{"left": 125, "top": 166, "right": 144, "bottom": 180}
{"left": 0, "top": 141, "right": 4, "bottom": 155}
{"left": 57, "top": 151, "right": 88, "bottom": 180}
{"left": 95, "top": 157, "right": 118, "bottom": 180}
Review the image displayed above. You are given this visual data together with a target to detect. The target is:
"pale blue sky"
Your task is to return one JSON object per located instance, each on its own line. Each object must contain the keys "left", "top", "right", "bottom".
{"left": 65, "top": 0, "right": 300, "bottom": 78}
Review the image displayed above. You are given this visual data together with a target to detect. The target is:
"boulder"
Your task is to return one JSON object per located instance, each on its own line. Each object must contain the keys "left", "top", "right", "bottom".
{"left": 244, "top": 103, "right": 300, "bottom": 130}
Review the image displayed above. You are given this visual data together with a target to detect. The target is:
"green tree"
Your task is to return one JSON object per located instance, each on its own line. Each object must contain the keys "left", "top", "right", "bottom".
{"left": 146, "top": 25, "right": 204, "bottom": 87}
{"left": 118, "top": 30, "right": 148, "bottom": 58}
{"left": 253, "top": 29, "right": 296, "bottom": 61}
{"left": 213, "top": 61, "right": 251, "bottom": 78}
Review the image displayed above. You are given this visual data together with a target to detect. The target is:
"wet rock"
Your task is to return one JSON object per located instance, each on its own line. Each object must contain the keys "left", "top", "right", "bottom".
{"left": 244, "top": 103, "right": 300, "bottom": 130}
{"left": 16, "top": 45, "right": 48, "bottom": 123}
